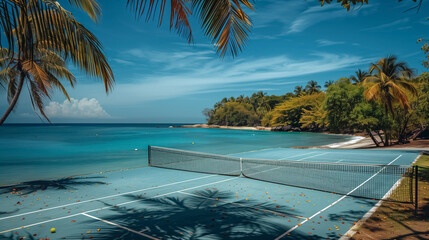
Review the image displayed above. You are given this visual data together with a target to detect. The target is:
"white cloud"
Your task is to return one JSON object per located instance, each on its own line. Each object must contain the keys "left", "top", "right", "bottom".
{"left": 317, "top": 39, "right": 345, "bottom": 47}
{"left": 93, "top": 49, "right": 373, "bottom": 106}
{"left": 288, "top": 5, "right": 356, "bottom": 34}
{"left": 252, "top": 0, "right": 376, "bottom": 36}
{"left": 113, "top": 58, "right": 135, "bottom": 65}
{"left": 44, "top": 98, "right": 110, "bottom": 119}
{"left": 363, "top": 18, "right": 410, "bottom": 31}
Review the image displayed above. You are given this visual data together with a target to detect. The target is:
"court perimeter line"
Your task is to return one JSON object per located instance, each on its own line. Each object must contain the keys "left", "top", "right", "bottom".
{"left": 81, "top": 213, "right": 159, "bottom": 240}
{"left": 274, "top": 154, "right": 403, "bottom": 240}
{"left": 0, "top": 174, "right": 217, "bottom": 221}
{"left": 0, "top": 177, "right": 237, "bottom": 234}
{"left": 178, "top": 191, "right": 306, "bottom": 219}
{"left": 340, "top": 154, "right": 422, "bottom": 240}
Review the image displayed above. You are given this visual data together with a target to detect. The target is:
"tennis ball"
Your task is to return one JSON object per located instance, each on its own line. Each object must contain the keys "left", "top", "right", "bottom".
{"left": 50, "top": 228, "right": 56, "bottom": 233}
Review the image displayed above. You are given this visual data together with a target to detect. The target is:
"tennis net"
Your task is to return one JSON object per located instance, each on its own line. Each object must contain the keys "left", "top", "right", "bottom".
{"left": 148, "top": 146, "right": 417, "bottom": 204}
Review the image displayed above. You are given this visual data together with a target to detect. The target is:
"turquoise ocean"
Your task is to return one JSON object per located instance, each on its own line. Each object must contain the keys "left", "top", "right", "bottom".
{"left": 0, "top": 124, "right": 354, "bottom": 186}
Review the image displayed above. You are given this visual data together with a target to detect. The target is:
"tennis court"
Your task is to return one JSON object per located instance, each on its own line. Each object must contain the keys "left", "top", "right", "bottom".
{"left": 0, "top": 147, "right": 421, "bottom": 240}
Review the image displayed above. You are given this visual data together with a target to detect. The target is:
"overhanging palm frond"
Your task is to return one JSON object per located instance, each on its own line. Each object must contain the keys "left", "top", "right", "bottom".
{"left": 22, "top": 60, "right": 50, "bottom": 94}
{"left": 127, "top": 0, "right": 193, "bottom": 43}
{"left": 65, "top": 0, "right": 101, "bottom": 22}
{"left": 31, "top": 4, "right": 114, "bottom": 92}
{"left": 28, "top": 78, "right": 50, "bottom": 121}
{"left": 0, "top": 0, "right": 114, "bottom": 93}
{"left": 192, "top": 0, "right": 253, "bottom": 57}
{"left": 128, "top": 0, "right": 254, "bottom": 57}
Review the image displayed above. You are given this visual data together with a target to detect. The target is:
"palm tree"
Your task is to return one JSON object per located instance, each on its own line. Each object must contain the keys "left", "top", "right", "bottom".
{"left": 0, "top": 0, "right": 114, "bottom": 125}
{"left": 0, "top": 47, "right": 75, "bottom": 122}
{"left": 363, "top": 56, "right": 417, "bottom": 146}
{"left": 294, "top": 86, "right": 304, "bottom": 96}
{"left": 324, "top": 80, "right": 334, "bottom": 88}
{"left": 350, "top": 69, "right": 370, "bottom": 85}
{"left": 305, "top": 80, "right": 321, "bottom": 95}
{"left": 363, "top": 56, "right": 417, "bottom": 115}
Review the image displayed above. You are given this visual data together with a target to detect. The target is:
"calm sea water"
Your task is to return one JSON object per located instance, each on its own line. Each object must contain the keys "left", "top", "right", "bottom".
{"left": 0, "top": 124, "right": 353, "bottom": 185}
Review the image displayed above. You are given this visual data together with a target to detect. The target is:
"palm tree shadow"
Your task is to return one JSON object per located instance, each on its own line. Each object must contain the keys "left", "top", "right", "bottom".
{"left": 81, "top": 189, "right": 326, "bottom": 240}
{"left": 0, "top": 176, "right": 107, "bottom": 195}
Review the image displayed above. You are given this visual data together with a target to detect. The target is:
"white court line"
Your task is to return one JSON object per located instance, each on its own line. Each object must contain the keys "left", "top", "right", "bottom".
{"left": 274, "top": 154, "right": 403, "bottom": 240}
{"left": 0, "top": 177, "right": 237, "bottom": 234}
{"left": 178, "top": 191, "right": 306, "bottom": 219}
{"left": 81, "top": 213, "right": 159, "bottom": 240}
{"left": 0, "top": 174, "right": 217, "bottom": 221}
{"left": 296, "top": 152, "right": 329, "bottom": 161}
{"left": 340, "top": 154, "right": 421, "bottom": 240}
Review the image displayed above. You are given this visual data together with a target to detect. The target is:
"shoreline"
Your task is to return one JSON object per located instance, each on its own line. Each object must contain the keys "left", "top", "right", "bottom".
{"left": 179, "top": 124, "right": 428, "bottom": 150}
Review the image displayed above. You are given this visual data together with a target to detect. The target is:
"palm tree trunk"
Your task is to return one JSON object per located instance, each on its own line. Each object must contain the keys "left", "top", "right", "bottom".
{"left": 0, "top": 72, "right": 25, "bottom": 125}
{"left": 366, "top": 129, "right": 380, "bottom": 147}
{"left": 376, "top": 130, "right": 385, "bottom": 145}
{"left": 398, "top": 114, "right": 411, "bottom": 143}
{"left": 384, "top": 130, "right": 389, "bottom": 146}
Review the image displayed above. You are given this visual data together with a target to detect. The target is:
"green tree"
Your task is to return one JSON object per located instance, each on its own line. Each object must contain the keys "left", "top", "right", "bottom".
{"left": 324, "top": 80, "right": 334, "bottom": 88}
{"left": 349, "top": 69, "right": 370, "bottom": 85}
{"left": 324, "top": 80, "right": 364, "bottom": 133}
{"left": 364, "top": 56, "right": 417, "bottom": 115}
{"left": 294, "top": 86, "right": 305, "bottom": 96}
{"left": 350, "top": 101, "right": 391, "bottom": 147}
{"left": 269, "top": 92, "right": 325, "bottom": 127}
{"left": 209, "top": 102, "right": 259, "bottom": 126}
{"left": 305, "top": 80, "right": 321, "bottom": 95}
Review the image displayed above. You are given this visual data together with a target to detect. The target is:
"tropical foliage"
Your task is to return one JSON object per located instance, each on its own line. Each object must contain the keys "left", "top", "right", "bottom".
{"left": 0, "top": 0, "right": 114, "bottom": 125}
{"left": 205, "top": 57, "right": 429, "bottom": 147}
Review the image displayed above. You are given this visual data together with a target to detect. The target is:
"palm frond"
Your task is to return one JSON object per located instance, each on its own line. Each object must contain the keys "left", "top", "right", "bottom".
{"left": 364, "top": 83, "right": 381, "bottom": 102}
{"left": 388, "top": 82, "right": 410, "bottom": 111}
{"left": 127, "top": 0, "right": 193, "bottom": 42}
{"left": 28, "top": 78, "right": 50, "bottom": 122}
{"left": 0, "top": 0, "right": 114, "bottom": 92}
{"left": 64, "top": 0, "right": 101, "bottom": 22}
{"left": 192, "top": 0, "right": 253, "bottom": 57}
{"left": 1, "top": 67, "right": 19, "bottom": 102}
{"left": 22, "top": 60, "right": 51, "bottom": 94}
{"left": 45, "top": 71, "right": 71, "bottom": 100}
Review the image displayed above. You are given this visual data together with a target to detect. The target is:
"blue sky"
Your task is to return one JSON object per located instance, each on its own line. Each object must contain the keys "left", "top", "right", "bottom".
{"left": 2, "top": 0, "right": 429, "bottom": 123}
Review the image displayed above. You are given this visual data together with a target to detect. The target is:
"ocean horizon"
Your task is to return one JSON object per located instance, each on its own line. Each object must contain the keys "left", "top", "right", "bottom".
{"left": 0, "top": 123, "right": 354, "bottom": 186}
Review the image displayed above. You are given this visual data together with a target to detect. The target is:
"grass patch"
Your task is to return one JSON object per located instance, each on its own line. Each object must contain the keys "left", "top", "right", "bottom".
{"left": 351, "top": 154, "right": 429, "bottom": 239}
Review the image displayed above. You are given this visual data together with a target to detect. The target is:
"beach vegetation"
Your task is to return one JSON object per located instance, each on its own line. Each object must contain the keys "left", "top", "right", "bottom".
{"left": 205, "top": 56, "right": 428, "bottom": 147}
{"left": 269, "top": 92, "right": 325, "bottom": 128}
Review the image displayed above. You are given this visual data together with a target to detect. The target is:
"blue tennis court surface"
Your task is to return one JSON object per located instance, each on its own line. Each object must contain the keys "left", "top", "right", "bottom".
{"left": 0, "top": 148, "right": 420, "bottom": 240}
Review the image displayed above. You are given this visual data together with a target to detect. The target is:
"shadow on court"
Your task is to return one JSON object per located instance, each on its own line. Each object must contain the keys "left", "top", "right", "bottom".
{"left": 66, "top": 189, "right": 328, "bottom": 240}
{"left": 0, "top": 176, "right": 107, "bottom": 195}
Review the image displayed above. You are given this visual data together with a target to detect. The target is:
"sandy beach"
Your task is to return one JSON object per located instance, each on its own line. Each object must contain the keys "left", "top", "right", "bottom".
{"left": 179, "top": 124, "right": 429, "bottom": 150}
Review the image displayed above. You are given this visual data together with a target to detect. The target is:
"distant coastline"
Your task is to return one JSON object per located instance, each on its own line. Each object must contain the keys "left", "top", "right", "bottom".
{"left": 178, "top": 124, "right": 429, "bottom": 150}
{"left": 178, "top": 124, "right": 272, "bottom": 131}
{"left": 178, "top": 124, "right": 373, "bottom": 148}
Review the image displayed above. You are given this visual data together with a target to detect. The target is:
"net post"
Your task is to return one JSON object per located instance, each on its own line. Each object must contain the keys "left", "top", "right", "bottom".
{"left": 415, "top": 165, "right": 418, "bottom": 215}
{"left": 148, "top": 145, "right": 152, "bottom": 167}
{"left": 240, "top": 158, "right": 243, "bottom": 175}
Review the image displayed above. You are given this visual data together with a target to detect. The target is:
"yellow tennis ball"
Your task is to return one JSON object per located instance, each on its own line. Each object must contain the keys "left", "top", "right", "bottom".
{"left": 50, "top": 228, "right": 56, "bottom": 233}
